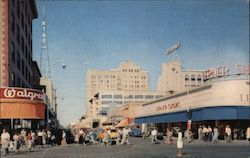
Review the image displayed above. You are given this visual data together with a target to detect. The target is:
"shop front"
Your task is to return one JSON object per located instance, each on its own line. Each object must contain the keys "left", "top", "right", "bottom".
{"left": 135, "top": 78, "right": 250, "bottom": 136}
{"left": 0, "top": 87, "right": 47, "bottom": 132}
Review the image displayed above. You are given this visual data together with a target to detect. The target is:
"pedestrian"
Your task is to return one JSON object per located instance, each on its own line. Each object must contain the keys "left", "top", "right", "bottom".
{"left": 246, "top": 126, "right": 250, "bottom": 142}
{"left": 186, "top": 129, "right": 193, "bottom": 143}
{"left": 13, "top": 132, "right": 19, "bottom": 153}
{"left": 208, "top": 126, "right": 213, "bottom": 141}
{"left": 225, "top": 125, "right": 232, "bottom": 143}
{"left": 202, "top": 125, "right": 208, "bottom": 141}
{"left": 212, "top": 126, "right": 219, "bottom": 144}
{"left": 198, "top": 125, "right": 202, "bottom": 141}
{"left": 61, "top": 130, "right": 67, "bottom": 146}
{"left": 31, "top": 130, "right": 36, "bottom": 148}
{"left": 165, "top": 127, "right": 173, "bottom": 144}
{"left": 121, "top": 127, "right": 130, "bottom": 145}
{"left": 37, "top": 129, "right": 43, "bottom": 148}
{"left": 239, "top": 128, "right": 244, "bottom": 140}
{"left": 233, "top": 127, "right": 238, "bottom": 141}
{"left": 26, "top": 132, "right": 33, "bottom": 151}
{"left": 151, "top": 128, "right": 158, "bottom": 144}
{"left": 1, "top": 129, "right": 10, "bottom": 156}
{"left": 47, "top": 129, "right": 52, "bottom": 146}
{"left": 42, "top": 129, "right": 47, "bottom": 147}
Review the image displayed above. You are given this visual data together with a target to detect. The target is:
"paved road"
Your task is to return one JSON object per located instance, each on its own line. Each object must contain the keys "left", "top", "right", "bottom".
{"left": 2, "top": 137, "right": 250, "bottom": 158}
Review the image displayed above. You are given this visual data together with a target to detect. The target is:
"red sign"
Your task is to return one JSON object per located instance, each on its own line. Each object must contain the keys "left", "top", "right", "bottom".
{"left": 203, "top": 65, "right": 229, "bottom": 80}
{"left": 156, "top": 102, "right": 180, "bottom": 111}
{"left": 0, "top": 87, "right": 45, "bottom": 102}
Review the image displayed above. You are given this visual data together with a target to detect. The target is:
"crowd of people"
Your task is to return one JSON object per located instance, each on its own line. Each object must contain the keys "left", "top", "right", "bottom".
{"left": 1, "top": 125, "right": 250, "bottom": 156}
{"left": 0, "top": 128, "right": 67, "bottom": 156}
{"left": 71, "top": 127, "right": 131, "bottom": 146}
{"left": 148, "top": 125, "right": 250, "bottom": 145}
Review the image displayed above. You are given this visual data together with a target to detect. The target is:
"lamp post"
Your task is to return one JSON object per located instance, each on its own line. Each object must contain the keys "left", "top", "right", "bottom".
{"left": 47, "top": 60, "right": 66, "bottom": 79}
{"left": 45, "top": 60, "right": 66, "bottom": 129}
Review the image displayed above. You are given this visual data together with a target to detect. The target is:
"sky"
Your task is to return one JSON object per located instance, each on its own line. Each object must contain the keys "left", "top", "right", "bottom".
{"left": 32, "top": 0, "right": 249, "bottom": 126}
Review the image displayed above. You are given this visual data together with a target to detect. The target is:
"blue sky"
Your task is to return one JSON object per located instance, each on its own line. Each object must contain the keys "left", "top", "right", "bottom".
{"left": 32, "top": 0, "right": 249, "bottom": 126}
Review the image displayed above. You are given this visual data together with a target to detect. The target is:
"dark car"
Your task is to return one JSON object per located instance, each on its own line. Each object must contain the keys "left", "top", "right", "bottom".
{"left": 157, "top": 132, "right": 164, "bottom": 140}
{"left": 130, "top": 128, "right": 142, "bottom": 137}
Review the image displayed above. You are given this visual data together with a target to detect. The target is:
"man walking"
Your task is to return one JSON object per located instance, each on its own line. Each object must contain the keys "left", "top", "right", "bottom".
{"left": 225, "top": 125, "right": 232, "bottom": 143}
{"left": 1, "top": 129, "right": 10, "bottom": 156}
{"left": 151, "top": 128, "right": 158, "bottom": 144}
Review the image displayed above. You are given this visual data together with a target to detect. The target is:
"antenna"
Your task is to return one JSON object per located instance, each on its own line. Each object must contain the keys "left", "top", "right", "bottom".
{"left": 40, "top": 0, "right": 51, "bottom": 78}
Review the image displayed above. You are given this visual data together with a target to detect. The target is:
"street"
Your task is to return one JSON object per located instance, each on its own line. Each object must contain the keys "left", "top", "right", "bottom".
{"left": 2, "top": 137, "right": 250, "bottom": 158}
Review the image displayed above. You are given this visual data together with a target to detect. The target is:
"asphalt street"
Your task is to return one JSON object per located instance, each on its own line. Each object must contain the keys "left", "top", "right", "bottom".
{"left": 2, "top": 137, "right": 250, "bottom": 158}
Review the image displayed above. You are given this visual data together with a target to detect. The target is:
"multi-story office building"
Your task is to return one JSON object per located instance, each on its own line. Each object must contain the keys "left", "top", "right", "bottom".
{"left": 88, "top": 90, "right": 165, "bottom": 118}
{"left": 86, "top": 60, "right": 149, "bottom": 117}
{"left": 0, "top": 0, "right": 37, "bottom": 88}
{"left": 157, "top": 59, "right": 204, "bottom": 95}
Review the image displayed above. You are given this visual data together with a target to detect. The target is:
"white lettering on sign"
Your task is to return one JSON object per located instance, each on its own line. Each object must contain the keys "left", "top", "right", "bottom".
{"left": 3, "top": 88, "right": 45, "bottom": 101}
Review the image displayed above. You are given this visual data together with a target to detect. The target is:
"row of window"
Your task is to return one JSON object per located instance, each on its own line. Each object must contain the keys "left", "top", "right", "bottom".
{"left": 185, "top": 74, "right": 202, "bottom": 81}
{"left": 91, "top": 75, "right": 147, "bottom": 80}
{"left": 11, "top": 70, "right": 31, "bottom": 88}
{"left": 122, "top": 69, "right": 140, "bottom": 73}
{"left": 101, "top": 94, "right": 163, "bottom": 100}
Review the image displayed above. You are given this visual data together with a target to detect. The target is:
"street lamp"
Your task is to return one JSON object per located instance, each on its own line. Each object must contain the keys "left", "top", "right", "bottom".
{"left": 47, "top": 60, "right": 66, "bottom": 78}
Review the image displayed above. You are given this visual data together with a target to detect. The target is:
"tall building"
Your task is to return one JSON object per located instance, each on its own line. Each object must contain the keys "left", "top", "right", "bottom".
{"left": 0, "top": 0, "right": 50, "bottom": 132}
{"left": 0, "top": 0, "right": 38, "bottom": 88}
{"left": 157, "top": 59, "right": 204, "bottom": 95}
{"left": 86, "top": 60, "right": 149, "bottom": 117}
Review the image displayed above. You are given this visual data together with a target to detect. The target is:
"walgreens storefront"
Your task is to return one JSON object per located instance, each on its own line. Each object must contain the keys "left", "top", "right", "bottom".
{"left": 0, "top": 87, "right": 47, "bottom": 132}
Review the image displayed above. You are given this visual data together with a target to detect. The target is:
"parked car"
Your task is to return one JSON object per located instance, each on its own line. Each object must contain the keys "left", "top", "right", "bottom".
{"left": 157, "top": 132, "right": 164, "bottom": 140}
{"left": 130, "top": 128, "right": 142, "bottom": 137}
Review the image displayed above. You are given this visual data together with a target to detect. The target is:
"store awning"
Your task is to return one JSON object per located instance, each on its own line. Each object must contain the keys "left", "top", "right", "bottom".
{"left": 115, "top": 118, "right": 134, "bottom": 128}
{"left": 0, "top": 102, "right": 46, "bottom": 119}
{"left": 135, "top": 106, "right": 250, "bottom": 124}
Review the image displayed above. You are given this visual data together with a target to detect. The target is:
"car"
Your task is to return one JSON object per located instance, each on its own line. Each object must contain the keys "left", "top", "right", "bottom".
{"left": 157, "top": 132, "right": 164, "bottom": 140}
{"left": 110, "top": 129, "right": 119, "bottom": 139}
{"left": 130, "top": 128, "right": 142, "bottom": 137}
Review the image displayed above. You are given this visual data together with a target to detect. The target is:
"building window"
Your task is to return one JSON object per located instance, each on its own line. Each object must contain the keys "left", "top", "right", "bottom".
{"left": 124, "top": 95, "right": 133, "bottom": 99}
{"left": 114, "top": 101, "right": 123, "bottom": 105}
{"left": 197, "top": 75, "right": 202, "bottom": 81}
{"left": 135, "top": 95, "right": 143, "bottom": 99}
{"left": 114, "top": 95, "right": 122, "bottom": 99}
{"left": 101, "top": 101, "right": 112, "bottom": 105}
{"left": 21, "top": 59, "right": 24, "bottom": 75}
{"left": 145, "top": 95, "right": 154, "bottom": 99}
{"left": 21, "top": 36, "right": 24, "bottom": 53}
{"left": 17, "top": 25, "right": 20, "bottom": 44}
{"left": 11, "top": 72, "right": 15, "bottom": 85}
{"left": 11, "top": 13, "right": 15, "bottom": 34}
{"left": 17, "top": 51, "right": 20, "bottom": 70}
{"left": 25, "top": 66, "right": 28, "bottom": 80}
{"left": 17, "top": 1, "right": 20, "bottom": 19}
{"left": 102, "top": 95, "right": 112, "bottom": 99}
{"left": 185, "top": 75, "right": 189, "bottom": 81}
{"left": 191, "top": 75, "right": 196, "bottom": 81}
{"left": 155, "top": 95, "right": 163, "bottom": 99}
{"left": 11, "top": 42, "right": 15, "bottom": 63}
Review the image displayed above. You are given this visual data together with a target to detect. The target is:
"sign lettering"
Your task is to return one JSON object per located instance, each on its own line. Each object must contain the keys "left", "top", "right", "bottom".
{"left": 156, "top": 102, "right": 180, "bottom": 111}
